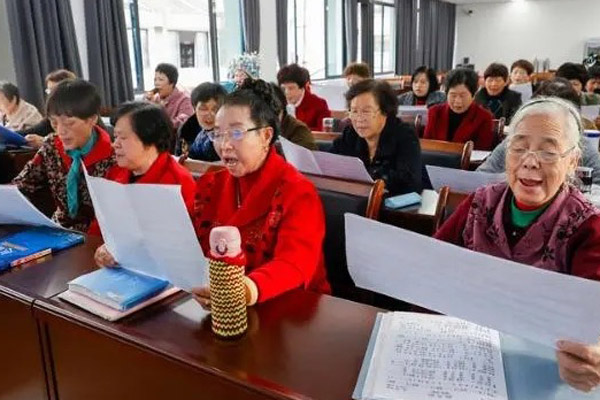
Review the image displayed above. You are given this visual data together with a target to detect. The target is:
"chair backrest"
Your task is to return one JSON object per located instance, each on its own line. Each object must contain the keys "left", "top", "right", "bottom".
{"left": 438, "top": 189, "right": 470, "bottom": 230}
{"left": 432, "top": 186, "right": 450, "bottom": 232}
{"left": 312, "top": 131, "right": 341, "bottom": 151}
{"left": 419, "top": 138, "right": 473, "bottom": 170}
{"left": 414, "top": 114, "right": 425, "bottom": 137}
{"left": 305, "top": 174, "right": 385, "bottom": 300}
{"left": 492, "top": 117, "right": 506, "bottom": 148}
{"left": 179, "top": 157, "right": 225, "bottom": 178}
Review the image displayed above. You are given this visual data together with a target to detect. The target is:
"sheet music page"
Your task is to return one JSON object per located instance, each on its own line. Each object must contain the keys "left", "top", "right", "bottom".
{"left": 85, "top": 174, "right": 207, "bottom": 290}
{"left": 426, "top": 165, "right": 505, "bottom": 193}
{"left": 345, "top": 213, "right": 600, "bottom": 347}
{"left": 509, "top": 83, "right": 533, "bottom": 103}
{"left": 313, "top": 151, "right": 374, "bottom": 183}
{"left": 581, "top": 105, "right": 600, "bottom": 121}
{"left": 0, "top": 185, "right": 61, "bottom": 228}
{"left": 365, "top": 312, "right": 507, "bottom": 400}
{"left": 279, "top": 137, "right": 322, "bottom": 175}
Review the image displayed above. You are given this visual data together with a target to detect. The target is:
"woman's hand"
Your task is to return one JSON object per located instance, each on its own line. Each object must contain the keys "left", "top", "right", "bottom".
{"left": 191, "top": 286, "right": 211, "bottom": 310}
{"left": 94, "top": 244, "right": 117, "bottom": 268}
{"left": 557, "top": 340, "right": 600, "bottom": 392}
{"left": 24, "top": 134, "right": 44, "bottom": 148}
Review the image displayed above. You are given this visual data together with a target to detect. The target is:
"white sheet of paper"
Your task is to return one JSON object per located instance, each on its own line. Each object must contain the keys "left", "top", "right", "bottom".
{"left": 471, "top": 150, "right": 491, "bottom": 162}
{"left": 313, "top": 151, "right": 374, "bottom": 183}
{"left": 310, "top": 81, "right": 347, "bottom": 110}
{"left": 0, "top": 185, "right": 60, "bottom": 228}
{"left": 397, "top": 105, "right": 428, "bottom": 119}
{"left": 427, "top": 165, "right": 505, "bottom": 193}
{"left": 509, "top": 83, "right": 533, "bottom": 103}
{"left": 582, "top": 105, "right": 600, "bottom": 121}
{"left": 279, "top": 136, "right": 322, "bottom": 175}
{"left": 345, "top": 213, "right": 600, "bottom": 347}
{"left": 85, "top": 174, "right": 207, "bottom": 291}
{"left": 363, "top": 312, "right": 507, "bottom": 400}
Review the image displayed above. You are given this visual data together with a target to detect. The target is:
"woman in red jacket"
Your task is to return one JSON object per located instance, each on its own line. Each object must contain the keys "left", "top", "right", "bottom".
{"left": 89, "top": 102, "right": 195, "bottom": 236}
{"left": 192, "top": 79, "right": 331, "bottom": 306}
{"left": 424, "top": 68, "right": 494, "bottom": 150}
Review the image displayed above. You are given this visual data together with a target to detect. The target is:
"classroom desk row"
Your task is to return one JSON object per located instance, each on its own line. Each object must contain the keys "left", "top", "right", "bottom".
{"left": 0, "top": 231, "right": 380, "bottom": 400}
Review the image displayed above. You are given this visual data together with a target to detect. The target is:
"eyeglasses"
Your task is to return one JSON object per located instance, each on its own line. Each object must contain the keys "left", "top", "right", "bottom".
{"left": 197, "top": 108, "right": 219, "bottom": 116}
{"left": 507, "top": 145, "right": 576, "bottom": 164}
{"left": 207, "top": 126, "right": 264, "bottom": 143}
{"left": 348, "top": 109, "right": 380, "bottom": 119}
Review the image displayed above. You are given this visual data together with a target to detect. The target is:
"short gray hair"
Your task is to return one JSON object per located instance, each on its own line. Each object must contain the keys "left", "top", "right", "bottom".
{"left": 508, "top": 97, "right": 583, "bottom": 153}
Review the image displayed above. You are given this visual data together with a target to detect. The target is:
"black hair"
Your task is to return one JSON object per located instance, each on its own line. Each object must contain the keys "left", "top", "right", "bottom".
{"left": 345, "top": 79, "right": 399, "bottom": 118}
{"left": 190, "top": 82, "right": 227, "bottom": 108}
{"left": 556, "top": 63, "right": 588, "bottom": 87}
{"left": 112, "top": 101, "right": 174, "bottom": 153}
{"left": 343, "top": 62, "right": 371, "bottom": 78}
{"left": 532, "top": 77, "right": 582, "bottom": 108}
{"left": 276, "top": 63, "right": 309, "bottom": 88}
{"left": 444, "top": 68, "right": 479, "bottom": 96}
{"left": 269, "top": 82, "right": 286, "bottom": 116}
{"left": 587, "top": 65, "right": 600, "bottom": 81}
{"left": 483, "top": 63, "right": 509, "bottom": 80}
{"left": 510, "top": 59, "right": 534, "bottom": 76}
{"left": 411, "top": 66, "right": 440, "bottom": 95}
{"left": 0, "top": 82, "right": 20, "bottom": 105}
{"left": 155, "top": 63, "right": 179, "bottom": 86}
{"left": 223, "top": 79, "right": 281, "bottom": 144}
{"left": 46, "top": 79, "right": 101, "bottom": 119}
{"left": 45, "top": 69, "right": 77, "bottom": 84}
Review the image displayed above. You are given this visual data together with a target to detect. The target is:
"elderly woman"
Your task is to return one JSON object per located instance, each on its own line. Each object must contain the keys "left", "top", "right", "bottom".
{"left": 270, "top": 83, "right": 317, "bottom": 150}
{"left": 435, "top": 97, "right": 600, "bottom": 393}
{"left": 89, "top": 102, "right": 195, "bottom": 236}
{"left": 144, "top": 63, "right": 193, "bottom": 130}
{"left": 193, "top": 79, "right": 329, "bottom": 305}
{"left": 12, "top": 79, "right": 115, "bottom": 231}
{"left": 398, "top": 66, "right": 446, "bottom": 107}
{"left": 176, "top": 82, "right": 226, "bottom": 160}
{"left": 0, "top": 81, "right": 43, "bottom": 131}
{"left": 424, "top": 68, "right": 494, "bottom": 150}
{"left": 330, "top": 79, "right": 422, "bottom": 195}
{"left": 343, "top": 62, "right": 371, "bottom": 88}
{"left": 474, "top": 63, "right": 522, "bottom": 123}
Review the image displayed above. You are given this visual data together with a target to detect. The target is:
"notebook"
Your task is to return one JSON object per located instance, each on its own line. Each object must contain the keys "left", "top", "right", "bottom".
{"left": 0, "top": 125, "right": 28, "bottom": 147}
{"left": 0, "top": 226, "right": 84, "bottom": 271}
{"left": 67, "top": 267, "right": 171, "bottom": 311}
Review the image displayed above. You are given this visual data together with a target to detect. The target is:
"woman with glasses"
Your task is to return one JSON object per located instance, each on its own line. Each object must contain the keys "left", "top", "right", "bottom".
{"left": 89, "top": 102, "right": 195, "bottom": 237}
{"left": 424, "top": 68, "right": 495, "bottom": 150}
{"left": 435, "top": 97, "right": 600, "bottom": 393}
{"left": 329, "top": 79, "right": 422, "bottom": 195}
{"left": 11, "top": 79, "right": 116, "bottom": 231}
{"left": 176, "top": 82, "right": 226, "bottom": 160}
{"left": 190, "top": 79, "right": 330, "bottom": 306}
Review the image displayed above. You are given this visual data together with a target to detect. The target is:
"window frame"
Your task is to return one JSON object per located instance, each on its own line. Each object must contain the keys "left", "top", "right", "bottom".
{"left": 372, "top": 0, "right": 396, "bottom": 77}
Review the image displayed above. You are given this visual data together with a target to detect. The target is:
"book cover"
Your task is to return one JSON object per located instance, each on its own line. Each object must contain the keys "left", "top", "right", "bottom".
{"left": 0, "top": 226, "right": 85, "bottom": 271}
{"left": 0, "top": 125, "right": 28, "bottom": 147}
{"left": 68, "top": 267, "right": 170, "bottom": 311}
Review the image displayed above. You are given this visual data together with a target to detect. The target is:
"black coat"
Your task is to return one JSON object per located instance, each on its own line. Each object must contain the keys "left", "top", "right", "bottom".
{"left": 330, "top": 116, "right": 422, "bottom": 195}
{"left": 474, "top": 86, "right": 522, "bottom": 124}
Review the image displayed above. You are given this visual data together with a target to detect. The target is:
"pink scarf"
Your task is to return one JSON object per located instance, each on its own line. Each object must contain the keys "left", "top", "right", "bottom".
{"left": 463, "top": 182, "right": 599, "bottom": 273}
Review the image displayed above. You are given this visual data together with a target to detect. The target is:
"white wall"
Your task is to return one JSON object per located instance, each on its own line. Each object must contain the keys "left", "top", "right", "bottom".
{"left": 0, "top": 0, "right": 17, "bottom": 83}
{"left": 454, "top": 0, "right": 600, "bottom": 72}
{"left": 259, "top": 0, "right": 278, "bottom": 82}
{"left": 70, "top": 0, "right": 89, "bottom": 79}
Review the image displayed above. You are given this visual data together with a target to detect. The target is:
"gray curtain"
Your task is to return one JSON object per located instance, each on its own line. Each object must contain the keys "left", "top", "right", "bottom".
{"left": 240, "top": 0, "right": 260, "bottom": 53}
{"left": 395, "top": 0, "right": 417, "bottom": 74}
{"left": 5, "top": 0, "right": 82, "bottom": 110}
{"left": 276, "top": 0, "right": 288, "bottom": 67}
{"left": 344, "top": 0, "right": 358, "bottom": 63}
{"left": 436, "top": 0, "right": 456, "bottom": 71}
{"left": 85, "top": 0, "right": 134, "bottom": 108}
{"left": 360, "top": 1, "right": 374, "bottom": 71}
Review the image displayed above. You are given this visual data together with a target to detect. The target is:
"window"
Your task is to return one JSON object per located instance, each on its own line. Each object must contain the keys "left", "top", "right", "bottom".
{"left": 123, "top": 0, "right": 242, "bottom": 91}
{"left": 287, "top": 0, "right": 344, "bottom": 80}
{"left": 373, "top": 1, "right": 395, "bottom": 75}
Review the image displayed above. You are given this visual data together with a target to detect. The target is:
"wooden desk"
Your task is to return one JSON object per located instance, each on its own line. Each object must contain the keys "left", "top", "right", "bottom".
{"left": 380, "top": 189, "right": 439, "bottom": 236}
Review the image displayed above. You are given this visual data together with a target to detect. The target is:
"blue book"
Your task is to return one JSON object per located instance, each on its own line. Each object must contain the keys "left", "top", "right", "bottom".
{"left": 68, "top": 267, "right": 170, "bottom": 311}
{"left": 0, "top": 226, "right": 84, "bottom": 271}
{"left": 0, "top": 125, "right": 28, "bottom": 147}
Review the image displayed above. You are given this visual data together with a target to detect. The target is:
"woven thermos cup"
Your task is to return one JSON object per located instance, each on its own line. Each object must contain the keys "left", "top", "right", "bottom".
{"left": 208, "top": 226, "right": 248, "bottom": 338}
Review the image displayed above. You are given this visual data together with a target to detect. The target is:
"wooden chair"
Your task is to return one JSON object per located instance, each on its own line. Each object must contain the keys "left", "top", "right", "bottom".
{"left": 312, "top": 131, "right": 342, "bottom": 142}
{"left": 305, "top": 174, "right": 385, "bottom": 303}
{"left": 492, "top": 117, "right": 506, "bottom": 147}
{"left": 437, "top": 189, "right": 470, "bottom": 230}
{"left": 419, "top": 139, "right": 474, "bottom": 171}
{"left": 179, "top": 156, "right": 225, "bottom": 178}
{"left": 433, "top": 185, "right": 450, "bottom": 232}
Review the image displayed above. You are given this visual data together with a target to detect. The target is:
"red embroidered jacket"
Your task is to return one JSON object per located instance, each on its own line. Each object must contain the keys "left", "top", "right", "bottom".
{"left": 295, "top": 90, "right": 332, "bottom": 131}
{"left": 424, "top": 102, "right": 494, "bottom": 150}
{"left": 193, "top": 149, "right": 331, "bottom": 303}
{"left": 12, "top": 126, "right": 116, "bottom": 231}
{"left": 88, "top": 152, "right": 196, "bottom": 236}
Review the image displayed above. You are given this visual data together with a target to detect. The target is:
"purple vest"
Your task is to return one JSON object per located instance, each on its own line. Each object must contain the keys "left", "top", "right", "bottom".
{"left": 463, "top": 182, "right": 599, "bottom": 273}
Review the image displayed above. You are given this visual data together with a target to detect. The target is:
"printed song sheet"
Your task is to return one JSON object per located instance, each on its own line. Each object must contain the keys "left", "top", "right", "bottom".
{"left": 345, "top": 213, "right": 600, "bottom": 347}
{"left": 426, "top": 165, "right": 505, "bottom": 193}
{"left": 361, "top": 312, "right": 507, "bottom": 400}
{"left": 0, "top": 185, "right": 61, "bottom": 228}
{"left": 85, "top": 174, "right": 207, "bottom": 290}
